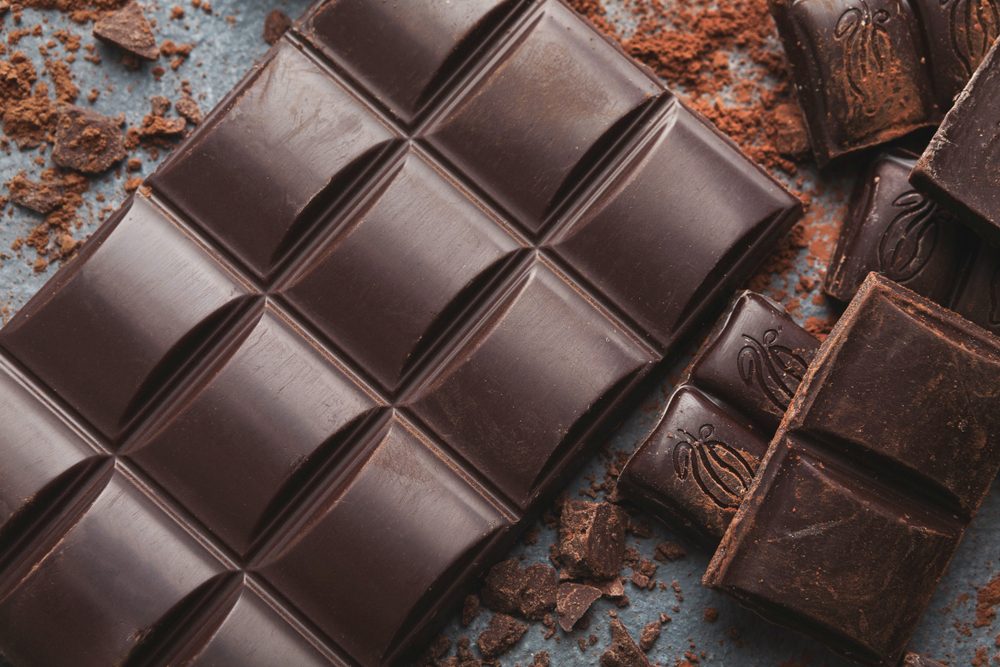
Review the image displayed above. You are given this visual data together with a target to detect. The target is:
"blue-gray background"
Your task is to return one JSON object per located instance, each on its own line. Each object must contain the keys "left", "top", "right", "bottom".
{"left": 0, "top": 2, "right": 995, "bottom": 665}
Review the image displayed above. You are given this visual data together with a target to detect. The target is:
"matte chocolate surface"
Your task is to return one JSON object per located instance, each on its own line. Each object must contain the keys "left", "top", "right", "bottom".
{"left": 913, "top": 38, "right": 1000, "bottom": 241}
{"left": 0, "top": 2, "right": 801, "bottom": 666}
{"left": 826, "top": 150, "right": 1000, "bottom": 335}
{"left": 769, "top": 0, "right": 1000, "bottom": 165}
{"left": 618, "top": 293, "right": 818, "bottom": 543}
{"left": 705, "top": 274, "right": 1000, "bottom": 665}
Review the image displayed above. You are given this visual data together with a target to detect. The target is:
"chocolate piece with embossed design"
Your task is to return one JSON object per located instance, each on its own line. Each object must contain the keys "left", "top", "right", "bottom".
{"left": 769, "top": 0, "right": 1000, "bottom": 164}
{"left": 618, "top": 293, "right": 818, "bottom": 543}
{"left": 706, "top": 274, "right": 1000, "bottom": 666}
{"left": 913, "top": 38, "right": 1000, "bottom": 241}
{"left": 826, "top": 149, "right": 1000, "bottom": 335}
{"left": 0, "top": 2, "right": 802, "bottom": 665}
{"left": 769, "top": 0, "right": 939, "bottom": 164}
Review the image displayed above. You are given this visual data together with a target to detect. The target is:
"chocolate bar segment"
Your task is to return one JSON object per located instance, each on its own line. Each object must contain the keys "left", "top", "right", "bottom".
{"left": 705, "top": 274, "right": 1000, "bottom": 665}
{"left": 617, "top": 385, "right": 769, "bottom": 543}
{"left": 769, "top": 0, "right": 938, "bottom": 164}
{"left": 0, "top": 1, "right": 802, "bottom": 664}
{"left": 825, "top": 150, "right": 1000, "bottom": 335}
{"left": 686, "top": 292, "right": 819, "bottom": 428}
{"left": 913, "top": 39, "right": 1000, "bottom": 241}
{"left": 618, "top": 293, "right": 818, "bottom": 543}
{"left": 910, "top": 0, "right": 1000, "bottom": 105}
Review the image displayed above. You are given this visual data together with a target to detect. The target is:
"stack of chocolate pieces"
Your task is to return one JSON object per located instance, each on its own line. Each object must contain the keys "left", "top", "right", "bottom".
{"left": 0, "top": 1, "right": 804, "bottom": 666}
{"left": 616, "top": 13, "right": 1000, "bottom": 665}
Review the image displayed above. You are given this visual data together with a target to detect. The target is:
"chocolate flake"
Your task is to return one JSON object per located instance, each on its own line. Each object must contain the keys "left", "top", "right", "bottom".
{"left": 93, "top": 2, "right": 160, "bottom": 61}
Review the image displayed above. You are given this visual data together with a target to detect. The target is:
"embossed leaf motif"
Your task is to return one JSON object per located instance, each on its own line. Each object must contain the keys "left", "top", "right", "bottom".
{"left": 835, "top": 1, "right": 893, "bottom": 117}
{"left": 943, "top": 0, "right": 1000, "bottom": 78}
{"left": 877, "top": 190, "right": 941, "bottom": 282}
{"left": 737, "top": 329, "right": 809, "bottom": 411}
{"left": 672, "top": 424, "right": 755, "bottom": 509}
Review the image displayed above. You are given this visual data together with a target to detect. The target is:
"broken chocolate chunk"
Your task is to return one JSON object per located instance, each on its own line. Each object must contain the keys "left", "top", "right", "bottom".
{"left": 558, "top": 501, "right": 626, "bottom": 579}
{"left": 51, "top": 106, "right": 126, "bottom": 174}
{"left": 93, "top": 2, "right": 160, "bottom": 61}
{"left": 7, "top": 173, "right": 62, "bottom": 214}
{"left": 556, "top": 583, "right": 602, "bottom": 632}
{"left": 481, "top": 559, "right": 523, "bottom": 615}
{"left": 264, "top": 9, "right": 292, "bottom": 45}
{"left": 476, "top": 613, "right": 528, "bottom": 659}
{"left": 519, "top": 563, "right": 557, "bottom": 620}
{"left": 600, "top": 619, "right": 650, "bottom": 667}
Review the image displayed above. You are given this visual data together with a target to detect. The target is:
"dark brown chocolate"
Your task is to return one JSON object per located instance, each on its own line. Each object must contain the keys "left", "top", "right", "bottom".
{"left": 617, "top": 293, "right": 817, "bottom": 543}
{"left": 912, "top": 38, "right": 1000, "bottom": 241}
{"left": 769, "top": 0, "right": 1000, "bottom": 164}
{"left": 0, "top": 2, "right": 802, "bottom": 665}
{"left": 826, "top": 150, "right": 1000, "bottom": 335}
{"left": 705, "top": 274, "right": 1000, "bottom": 665}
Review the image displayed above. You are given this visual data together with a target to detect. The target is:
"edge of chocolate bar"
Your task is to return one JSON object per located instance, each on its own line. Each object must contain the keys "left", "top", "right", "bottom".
{"left": 911, "top": 38, "right": 1000, "bottom": 242}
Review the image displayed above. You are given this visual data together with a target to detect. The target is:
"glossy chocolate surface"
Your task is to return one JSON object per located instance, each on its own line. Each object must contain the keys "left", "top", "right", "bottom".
{"left": 618, "top": 293, "right": 818, "bottom": 543}
{"left": 0, "top": 2, "right": 801, "bottom": 665}
{"left": 769, "top": 0, "right": 1000, "bottom": 165}
{"left": 705, "top": 274, "right": 1000, "bottom": 665}
{"left": 913, "top": 39, "right": 1000, "bottom": 241}
{"left": 825, "top": 150, "right": 1000, "bottom": 335}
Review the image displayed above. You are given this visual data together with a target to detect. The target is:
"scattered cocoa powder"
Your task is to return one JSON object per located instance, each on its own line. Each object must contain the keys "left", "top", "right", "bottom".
{"left": 976, "top": 573, "right": 1000, "bottom": 628}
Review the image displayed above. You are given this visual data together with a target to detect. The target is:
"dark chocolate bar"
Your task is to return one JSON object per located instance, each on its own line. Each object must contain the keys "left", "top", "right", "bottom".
{"left": 617, "top": 293, "right": 818, "bottom": 543}
{"left": 825, "top": 150, "right": 1000, "bottom": 335}
{"left": 912, "top": 38, "right": 1000, "bottom": 241}
{"left": 705, "top": 274, "right": 1000, "bottom": 665}
{"left": 0, "top": 2, "right": 802, "bottom": 666}
{"left": 769, "top": 0, "right": 1000, "bottom": 165}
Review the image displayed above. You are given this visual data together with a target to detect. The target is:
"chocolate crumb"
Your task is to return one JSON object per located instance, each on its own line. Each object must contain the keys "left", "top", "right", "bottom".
{"left": 638, "top": 621, "right": 661, "bottom": 652}
{"left": 654, "top": 541, "right": 686, "bottom": 562}
{"left": 52, "top": 105, "right": 126, "bottom": 173}
{"left": 558, "top": 500, "right": 626, "bottom": 579}
{"left": 703, "top": 607, "right": 719, "bottom": 623}
{"left": 530, "top": 651, "right": 551, "bottom": 667}
{"left": 556, "top": 582, "right": 602, "bottom": 632}
{"left": 93, "top": 2, "right": 160, "bottom": 61}
{"left": 600, "top": 619, "right": 650, "bottom": 667}
{"left": 460, "top": 594, "right": 480, "bottom": 628}
{"left": 263, "top": 9, "right": 292, "bottom": 45}
{"left": 477, "top": 613, "right": 528, "bottom": 659}
{"left": 174, "top": 95, "right": 202, "bottom": 125}
{"left": 7, "top": 172, "right": 62, "bottom": 213}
